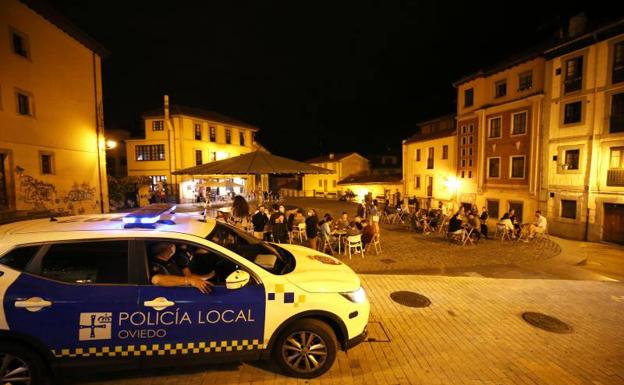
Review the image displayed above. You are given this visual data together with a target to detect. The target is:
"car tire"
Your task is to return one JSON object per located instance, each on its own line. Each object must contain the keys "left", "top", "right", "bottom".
{"left": 272, "top": 318, "right": 337, "bottom": 378}
{"left": 0, "top": 341, "right": 50, "bottom": 385}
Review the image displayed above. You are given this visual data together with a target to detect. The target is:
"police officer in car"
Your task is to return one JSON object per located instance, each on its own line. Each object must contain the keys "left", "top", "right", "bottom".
{"left": 149, "top": 242, "right": 215, "bottom": 293}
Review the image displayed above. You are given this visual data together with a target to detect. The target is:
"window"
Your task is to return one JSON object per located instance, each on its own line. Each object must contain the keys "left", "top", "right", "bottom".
{"left": 416, "top": 149, "right": 421, "bottom": 161}
{"left": 209, "top": 126, "right": 216, "bottom": 142}
{"left": 415, "top": 176, "right": 420, "bottom": 189}
{"left": 148, "top": 175, "right": 166, "bottom": 191}
{"left": 442, "top": 145, "right": 448, "bottom": 160}
{"left": 461, "top": 159, "right": 466, "bottom": 168}
{"left": 464, "top": 88, "right": 474, "bottom": 107}
{"left": 512, "top": 111, "right": 527, "bottom": 135}
{"left": 239, "top": 131, "right": 245, "bottom": 146}
{"left": 10, "top": 29, "right": 29, "bottom": 58}
{"left": 225, "top": 128, "right": 231, "bottom": 144}
{"left": 469, "top": 159, "right": 473, "bottom": 167}
{"left": 610, "top": 93, "right": 624, "bottom": 133}
{"left": 564, "top": 149, "right": 580, "bottom": 170}
{"left": 564, "top": 56, "right": 583, "bottom": 93}
{"left": 469, "top": 148, "right": 473, "bottom": 156}
{"left": 510, "top": 156, "right": 525, "bottom": 178}
{"left": 40, "top": 241, "right": 129, "bottom": 284}
{"left": 40, "top": 152, "right": 53, "bottom": 174}
{"left": 152, "top": 120, "right": 164, "bottom": 131}
{"left": 211, "top": 151, "right": 217, "bottom": 161}
{"left": 462, "top": 126, "right": 467, "bottom": 134}
{"left": 608, "top": 147, "right": 624, "bottom": 186}
{"left": 461, "top": 148, "right": 466, "bottom": 157}
{"left": 462, "top": 137, "right": 466, "bottom": 145}
{"left": 614, "top": 41, "right": 624, "bottom": 84}
{"left": 0, "top": 245, "right": 39, "bottom": 271}
{"left": 564, "top": 101, "right": 582, "bottom": 124}
{"left": 488, "top": 117, "right": 502, "bottom": 138}
{"left": 16, "top": 91, "right": 32, "bottom": 116}
{"left": 610, "top": 147, "right": 624, "bottom": 168}
{"left": 561, "top": 200, "right": 577, "bottom": 219}
{"left": 469, "top": 124, "right": 474, "bottom": 133}
{"left": 486, "top": 200, "right": 499, "bottom": 219}
{"left": 461, "top": 170, "right": 465, "bottom": 178}
{"left": 427, "top": 147, "right": 434, "bottom": 169}
{"left": 135, "top": 145, "right": 165, "bottom": 161}
{"left": 468, "top": 171, "right": 472, "bottom": 178}
{"left": 195, "top": 150, "right": 202, "bottom": 166}
{"left": 495, "top": 80, "right": 507, "bottom": 98}
{"left": 469, "top": 135, "right": 474, "bottom": 145}
{"left": 488, "top": 158, "right": 500, "bottom": 178}
{"left": 194, "top": 123, "right": 202, "bottom": 140}
{"left": 518, "top": 71, "right": 532, "bottom": 91}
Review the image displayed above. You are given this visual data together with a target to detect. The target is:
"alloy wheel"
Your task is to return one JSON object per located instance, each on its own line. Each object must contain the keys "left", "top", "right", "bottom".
{"left": 281, "top": 331, "right": 328, "bottom": 373}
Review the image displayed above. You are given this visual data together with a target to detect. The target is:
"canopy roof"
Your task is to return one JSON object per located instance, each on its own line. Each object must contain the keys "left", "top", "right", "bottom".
{"left": 172, "top": 151, "right": 334, "bottom": 175}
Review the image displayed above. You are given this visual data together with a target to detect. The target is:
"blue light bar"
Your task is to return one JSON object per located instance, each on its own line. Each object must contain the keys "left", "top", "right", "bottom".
{"left": 123, "top": 204, "right": 176, "bottom": 228}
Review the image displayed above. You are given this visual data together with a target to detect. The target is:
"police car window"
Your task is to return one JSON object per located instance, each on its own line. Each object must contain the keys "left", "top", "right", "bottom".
{"left": 40, "top": 241, "right": 129, "bottom": 284}
{"left": 207, "top": 222, "right": 295, "bottom": 275}
{"left": 0, "top": 246, "right": 40, "bottom": 271}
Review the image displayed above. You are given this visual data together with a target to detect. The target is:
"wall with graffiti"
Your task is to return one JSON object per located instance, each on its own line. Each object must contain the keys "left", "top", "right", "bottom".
{"left": 16, "top": 167, "right": 99, "bottom": 215}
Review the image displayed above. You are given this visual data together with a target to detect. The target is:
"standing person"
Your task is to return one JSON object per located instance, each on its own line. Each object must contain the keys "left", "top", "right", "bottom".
{"left": 305, "top": 209, "right": 319, "bottom": 250}
{"left": 272, "top": 213, "right": 289, "bottom": 243}
{"left": 479, "top": 206, "right": 489, "bottom": 239}
{"left": 230, "top": 195, "right": 250, "bottom": 229}
{"left": 395, "top": 189, "right": 402, "bottom": 208}
{"left": 357, "top": 203, "right": 366, "bottom": 219}
{"left": 251, "top": 205, "right": 269, "bottom": 239}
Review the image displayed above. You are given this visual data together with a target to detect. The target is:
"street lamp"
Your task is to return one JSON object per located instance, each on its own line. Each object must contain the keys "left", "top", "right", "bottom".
{"left": 444, "top": 176, "right": 461, "bottom": 208}
{"left": 105, "top": 139, "right": 118, "bottom": 150}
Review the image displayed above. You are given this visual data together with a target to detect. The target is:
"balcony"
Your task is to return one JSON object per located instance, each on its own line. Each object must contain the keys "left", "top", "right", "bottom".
{"left": 607, "top": 169, "right": 624, "bottom": 186}
{"left": 564, "top": 77, "right": 582, "bottom": 93}
{"left": 427, "top": 158, "right": 434, "bottom": 169}
{"left": 610, "top": 116, "right": 624, "bottom": 134}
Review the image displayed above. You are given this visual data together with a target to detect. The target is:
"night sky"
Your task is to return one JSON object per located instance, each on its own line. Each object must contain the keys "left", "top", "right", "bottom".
{"left": 50, "top": 0, "right": 612, "bottom": 160}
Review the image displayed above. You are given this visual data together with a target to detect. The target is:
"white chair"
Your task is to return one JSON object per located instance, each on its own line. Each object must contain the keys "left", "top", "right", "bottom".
{"left": 346, "top": 234, "right": 364, "bottom": 259}
{"left": 495, "top": 223, "right": 511, "bottom": 241}
{"left": 290, "top": 222, "right": 307, "bottom": 243}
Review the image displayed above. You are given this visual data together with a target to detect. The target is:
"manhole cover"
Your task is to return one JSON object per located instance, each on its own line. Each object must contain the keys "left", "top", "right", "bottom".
{"left": 521, "top": 312, "right": 572, "bottom": 333}
{"left": 390, "top": 291, "right": 431, "bottom": 308}
{"left": 380, "top": 258, "right": 396, "bottom": 264}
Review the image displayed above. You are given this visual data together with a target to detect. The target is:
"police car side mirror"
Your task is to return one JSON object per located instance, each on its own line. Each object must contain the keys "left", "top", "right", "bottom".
{"left": 226, "top": 270, "right": 250, "bottom": 290}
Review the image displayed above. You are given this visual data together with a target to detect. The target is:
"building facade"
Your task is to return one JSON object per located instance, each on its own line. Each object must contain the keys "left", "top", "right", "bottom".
{"left": 105, "top": 129, "right": 130, "bottom": 178}
{"left": 302, "top": 153, "right": 369, "bottom": 198}
{"left": 454, "top": 57, "right": 545, "bottom": 224}
{"left": 540, "top": 22, "right": 624, "bottom": 243}
{"left": 0, "top": 0, "right": 109, "bottom": 218}
{"left": 402, "top": 115, "right": 457, "bottom": 209}
{"left": 125, "top": 100, "right": 260, "bottom": 202}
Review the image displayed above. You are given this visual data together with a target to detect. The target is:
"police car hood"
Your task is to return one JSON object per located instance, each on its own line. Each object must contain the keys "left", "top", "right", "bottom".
{"left": 276, "top": 244, "right": 361, "bottom": 293}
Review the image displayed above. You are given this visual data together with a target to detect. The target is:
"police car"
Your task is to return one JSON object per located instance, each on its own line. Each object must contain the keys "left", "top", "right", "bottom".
{"left": 0, "top": 204, "right": 369, "bottom": 383}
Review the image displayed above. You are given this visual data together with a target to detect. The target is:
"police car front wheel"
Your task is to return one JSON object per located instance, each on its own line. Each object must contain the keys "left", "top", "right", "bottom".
{"left": 0, "top": 342, "right": 50, "bottom": 385}
{"left": 273, "top": 319, "right": 337, "bottom": 378}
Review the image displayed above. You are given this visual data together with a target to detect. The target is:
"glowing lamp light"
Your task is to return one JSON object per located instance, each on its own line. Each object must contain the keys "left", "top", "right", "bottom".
{"left": 105, "top": 139, "right": 118, "bottom": 150}
{"left": 444, "top": 176, "right": 461, "bottom": 190}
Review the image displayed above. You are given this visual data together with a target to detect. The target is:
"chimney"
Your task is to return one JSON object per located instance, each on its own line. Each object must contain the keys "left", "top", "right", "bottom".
{"left": 329, "top": 153, "right": 335, "bottom": 160}
{"left": 568, "top": 12, "right": 587, "bottom": 38}
{"left": 164, "top": 94, "right": 170, "bottom": 123}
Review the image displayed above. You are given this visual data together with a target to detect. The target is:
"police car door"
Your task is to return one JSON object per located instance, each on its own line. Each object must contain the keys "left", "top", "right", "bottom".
{"left": 4, "top": 240, "right": 141, "bottom": 369}
{"left": 137, "top": 239, "right": 266, "bottom": 366}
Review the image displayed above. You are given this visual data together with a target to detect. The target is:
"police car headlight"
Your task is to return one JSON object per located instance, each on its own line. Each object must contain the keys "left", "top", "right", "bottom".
{"left": 340, "top": 287, "right": 366, "bottom": 303}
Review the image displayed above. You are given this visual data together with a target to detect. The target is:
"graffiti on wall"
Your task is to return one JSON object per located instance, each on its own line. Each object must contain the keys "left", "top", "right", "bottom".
{"left": 16, "top": 167, "right": 99, "bottom": 215}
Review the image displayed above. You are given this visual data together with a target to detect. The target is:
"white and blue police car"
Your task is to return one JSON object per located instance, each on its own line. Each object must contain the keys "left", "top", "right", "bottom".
{"left": 0, "top": 204, "right": 369, "bottom": 383}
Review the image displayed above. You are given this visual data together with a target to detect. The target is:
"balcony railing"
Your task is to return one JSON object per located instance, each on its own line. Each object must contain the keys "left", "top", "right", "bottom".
{"left": 607, "top": 169, "right": 624, "bottom": 186}
{"left": 426, "top": 158, "right": 434, "bottom": 169}
{"left": 610, "top": 116, "right": 624, "bottom": 134}
{"left": 564, "top": 77, "right": 582, "bottom": 93}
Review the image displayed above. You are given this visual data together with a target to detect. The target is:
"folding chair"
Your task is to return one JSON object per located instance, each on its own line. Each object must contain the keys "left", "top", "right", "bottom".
{"left": 462, "top": 228, "right": 475, "bottom": 245}
{"left": 422, "top": 219, "right": 433, "bottom": 234}
{"left": 290, "top": 223, "right": 307, "bottom": 243}
{"left": 320, "top": 233, "right": 336, "bottom": 255}
{"left": 365, "top": 233, "right": 382, "bottom": 255}
{"left": 346, "top": 234, "right": 364, "bottom": 259}
{"left": 495, "top": 224, "right": 511, "bottom": 241}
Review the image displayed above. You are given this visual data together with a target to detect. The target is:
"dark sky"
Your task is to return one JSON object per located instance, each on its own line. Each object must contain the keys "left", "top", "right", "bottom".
{"left": 50, "top": 0, "right": 613, "bottom": 160}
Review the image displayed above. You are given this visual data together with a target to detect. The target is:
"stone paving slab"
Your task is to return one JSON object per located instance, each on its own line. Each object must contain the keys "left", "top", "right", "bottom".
{"left": 69, "top": 275, "right": 624, "bottom": 385}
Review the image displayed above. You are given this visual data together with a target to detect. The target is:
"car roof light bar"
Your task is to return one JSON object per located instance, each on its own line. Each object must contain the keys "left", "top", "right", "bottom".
{"left": 123, "top": 204, "right": 177, "bottom": 228}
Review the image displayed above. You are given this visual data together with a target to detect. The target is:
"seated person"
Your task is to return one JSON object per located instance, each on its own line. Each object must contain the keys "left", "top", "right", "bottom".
{"left": 447, "top": 211, "right": 464, "bottom": 235}
{"left": 467, "top": 213, "right": 481, "bottom": 240}
{"left": 523, "top": 211, "right": 547, "bottom": 241}
{"left": 149, "top": 242, "right": 214, "bottom": 293}
{"left": 499, "top": 213, "right": 516, "bottom": 238}
{"left": 361, "top": 219, "right": 376, "bottom": 247}
{"left": 320, "top": 214, "right": 333, "bottom": 238}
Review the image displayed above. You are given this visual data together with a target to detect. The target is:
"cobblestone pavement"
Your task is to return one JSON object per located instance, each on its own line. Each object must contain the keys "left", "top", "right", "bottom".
{"left": 69, "top": 275, "right": 624, "bottom": 385}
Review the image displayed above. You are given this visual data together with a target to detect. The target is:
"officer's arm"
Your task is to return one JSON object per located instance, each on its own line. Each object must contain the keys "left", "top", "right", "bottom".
{"left": 151, "top": 274, "right": 213, "bottom": 294}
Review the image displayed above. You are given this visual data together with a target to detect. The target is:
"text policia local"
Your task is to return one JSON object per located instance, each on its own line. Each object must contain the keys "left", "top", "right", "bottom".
{"left": 115, "top": 309, "right": 256, "bottom": 340}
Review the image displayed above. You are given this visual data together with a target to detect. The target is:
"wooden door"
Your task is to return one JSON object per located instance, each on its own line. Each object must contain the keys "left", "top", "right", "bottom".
{"left": 604, "top": 203, "right": 624, "bottom": 245}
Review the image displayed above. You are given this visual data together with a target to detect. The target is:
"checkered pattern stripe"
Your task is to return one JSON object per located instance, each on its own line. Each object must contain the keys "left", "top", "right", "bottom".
{"left": 267, "top": 284, "right": 306, "bottom": 307}
{"left": 52, "top": 339, "right": 264, "bottom": 358}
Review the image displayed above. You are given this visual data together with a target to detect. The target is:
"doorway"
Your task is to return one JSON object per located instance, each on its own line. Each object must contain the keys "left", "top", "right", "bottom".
{"left": 604, "top": 203, "right": 624, "bottom": 244}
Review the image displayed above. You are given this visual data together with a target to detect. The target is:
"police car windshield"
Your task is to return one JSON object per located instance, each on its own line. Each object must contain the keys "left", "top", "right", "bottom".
{"left": 206, "top": 222, "right": 294, "bottom": 275}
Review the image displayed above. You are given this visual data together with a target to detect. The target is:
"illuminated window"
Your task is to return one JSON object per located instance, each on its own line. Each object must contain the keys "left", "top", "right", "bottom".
{"left": 225, "top": 128, "right": 231, "bottom": 144}
{"left": 195, "top": 150, "right": 202, "bottom": 166}
{"left": 442, "top": 145, "right": 448, "bottom": 160}
{"left": 495, "top": 79, "right": 507, "bottom": 98}
{"left": 135, "top": 145, "right": 165, "bottom": 161}
{"left": 564, "top": 101, "right": 582, "bottom": 124}
{"left": 488, "top": 117, "right": 502, "bottom": 138}
{"left": 152, "top": 120, "right": 164, "bottom": 131}
{"left": 512, "top": 111, "right": 527, "bottom": 135}
{"left": 415, "top": 176, "right": 421, "bottom": 188}
{"left": 148, "top": 175, "right": 167, "bottom": 191}
{"left": 209, "top": 126, "right": 216, "bottom": 142}
{"left": 194, "top": 123, "right": 202, "bottom": 140}
{"left": 610, "top": 147, "right": 624, "bottom": 168}
{"left": 564, "top": 149, "right": 580, "bottom": 170}
{"left": 239, "top": 131, "right": 245, "bottom": 146}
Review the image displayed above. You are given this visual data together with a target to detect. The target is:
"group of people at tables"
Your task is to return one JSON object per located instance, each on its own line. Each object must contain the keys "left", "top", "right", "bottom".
{"left": 446, "top": 206, "right": 548, "bottom": 243}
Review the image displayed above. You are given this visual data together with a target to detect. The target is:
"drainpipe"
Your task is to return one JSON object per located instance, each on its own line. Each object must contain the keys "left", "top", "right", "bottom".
{"left": 583, "top": 36, "right": 600, "bottom": 241}
{"left": 164, "top": 95, "right": 176, "bottom": 197}
{"left": 93, "top": 52, "right": 105, "bottom": 213}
